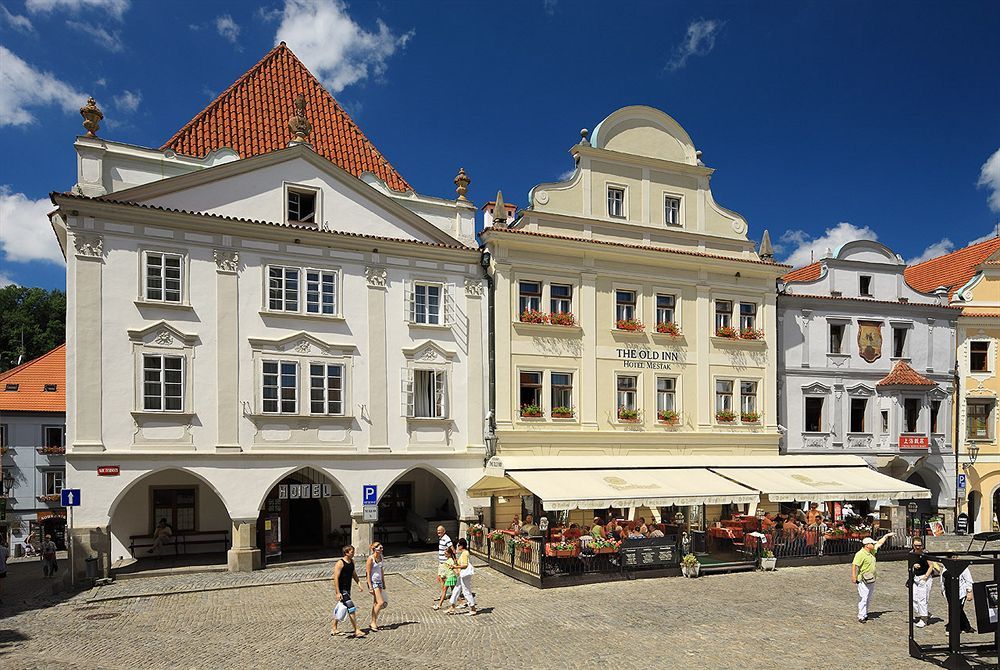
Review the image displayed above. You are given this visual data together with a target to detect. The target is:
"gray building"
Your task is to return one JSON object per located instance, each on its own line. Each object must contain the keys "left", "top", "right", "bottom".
{"left": 777, "top": 241, "right": 959, "bottom": 523}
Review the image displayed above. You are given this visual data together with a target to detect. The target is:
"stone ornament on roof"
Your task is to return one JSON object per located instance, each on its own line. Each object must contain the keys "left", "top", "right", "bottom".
{"left": 288, "top": 93, "right": 311, "bottom": 144}
{"left": 454, "top": 167, "right": 470, "bottom": 201}
{"left": 80, "top": 96, "right": 103, "bottom": 137}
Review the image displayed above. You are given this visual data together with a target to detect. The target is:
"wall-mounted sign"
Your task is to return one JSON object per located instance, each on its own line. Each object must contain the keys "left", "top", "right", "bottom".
{"left": 857, "top": 321, "right": 882, "bottom": 363}
{"left": 899, "top": 436, "right": 929, "bottom": 449}
{"left": 616, "top": 348, "right": 683, "bottom": 370}
{"left": 97, "top": 465, "right": 120, "bottom": 476}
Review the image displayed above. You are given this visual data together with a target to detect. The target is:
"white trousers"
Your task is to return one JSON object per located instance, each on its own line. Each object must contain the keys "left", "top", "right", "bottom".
{"left": 913, "top": 578, "right": 932, "bottom": 617}
{"left": 450, "top": 571, "right": 475, "bottom": 608}
{"left": 857, "top": 581, "right": 875, "bottom": 620}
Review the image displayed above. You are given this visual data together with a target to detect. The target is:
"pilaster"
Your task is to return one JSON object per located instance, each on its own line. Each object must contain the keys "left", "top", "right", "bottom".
{"left": 696, "top": 283, "right": 710, "bottom": 429}
{"left": 366, "top": 265, "right": 389, "bottom": 450}
{"left": 581, "top": 271, "right": 599, "bottom": 429}
{"left": 465, "top": 279, "right": 486, "bottom": 450}
{"left": 493, "top": 262, "right": 513, "bottom": 430}
{"left": 215, "top": 249, "right": 241, "bottom": 452}
{"left": 72, "top": 231, "right": 105, "bottom": 452}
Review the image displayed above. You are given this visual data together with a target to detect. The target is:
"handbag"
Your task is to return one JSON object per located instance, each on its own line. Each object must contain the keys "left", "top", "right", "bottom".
{"left": 862, "top": 571, "right": 876, "bottom": 584}
{"left": 333, "top": 602, "right": 348, "bottom": 621}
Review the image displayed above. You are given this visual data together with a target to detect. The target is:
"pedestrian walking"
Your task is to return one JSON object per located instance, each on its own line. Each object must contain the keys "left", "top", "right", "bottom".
{"left": 446, "top": 538, "right": 478, "bottom": 617}
{"left": 908, "top": 538, "right": 935, "bottom": 627}
{"left": 40, "top": 534, "right": 58, "bottom": 578}
{"left": 0, "top": 537, "right": 9, "bottom": 604}
{"left": 331, "top": 545, "right": 365, "bottom": 639}
{"left": 434, "top": 546, "right": 457, "bottom": 610}
{"left": 851, "top": 534, "right": 892, "bottom": 623}
{"left": 366, "top": 542, "right": 388, "bottom": 632}
{"left": 940, "top": 564, "right": 976, "bottom": 633}
{"left": 436, "top": 525, "right": 454, "bottom": 601}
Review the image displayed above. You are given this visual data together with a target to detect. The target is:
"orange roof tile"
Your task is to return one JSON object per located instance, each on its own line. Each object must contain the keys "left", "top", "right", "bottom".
{"left": 0, "top": 344, "right": 65, "bottom": 412}
{"left": 904, "top": 236, "right": 1000, "bottom": 299}
{"left": 782, "top": 262, "right": 822, "bottom": 282}
{"left": 875, "top": 360, "right": 936, "bottom": 388}
{"left": 161, "top": 43, "right": 411, "bottom": 192}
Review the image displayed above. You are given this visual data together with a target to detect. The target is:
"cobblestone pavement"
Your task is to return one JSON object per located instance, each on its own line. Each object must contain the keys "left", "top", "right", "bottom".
{"left": 1, "top": 557, "right": 995, "bottom": 670}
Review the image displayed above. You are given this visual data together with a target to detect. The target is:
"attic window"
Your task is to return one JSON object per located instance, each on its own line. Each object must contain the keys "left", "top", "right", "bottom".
{"left": 859, "top": 275, "right": 873, "bottom": 297}
{"left": 4, "top": 383, "right": 18, "bottom": 391}
{"left": 287, "top": 188, "right": 316, "bottom": 224}
{"left": 44, "top": 384, "right": 58, "bottom": 392}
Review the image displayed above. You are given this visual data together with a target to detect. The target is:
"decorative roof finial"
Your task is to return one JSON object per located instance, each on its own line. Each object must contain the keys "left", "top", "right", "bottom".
{"left": 580, "top": 128, "right": 590, "bottom": 146}
{"left": 696, "top": 150, "right": 704, "bottom": 166}
{"left": 492, "top": 190, "right": 507, "bottom": 226}
{"left": 454, "top": 167, "right": 470, "bottom": 201}
{"left": 80, "top": 96, "right": 103, "bottom": 137}
{"left": 759, "top": 229, "right": 774, "bottom": 261}
{"left": 288, "top": 93, "right": 311, "bottom": 144}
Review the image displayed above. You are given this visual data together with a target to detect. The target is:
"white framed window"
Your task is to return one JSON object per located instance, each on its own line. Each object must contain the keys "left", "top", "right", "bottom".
{"left": 716, "top": 380, "right": 734, "bottom": 414}
{"left": 309, "top": 363, "right": 344, "bottom": 415}
{"left": 551, "top": 372, "right": 573, "bottom": 413}
{"left": 518, "top": 280, "right": 542, "bottom": 315}
{"left": 142, "top": 354, "right": 184, "bottom": 412}
{"left": 519, "top": 371, "right": 543, "bottom": 411}
{"left": 740, "top": 381, "right": 758, "bottom": 416}
{"left": 880, "top": 409, "right": 889, "bottom": 433}
{"left": 42, "top": 425, "right": 64, "bottom": 448}
{"left": 656, "top": 294, "right": 676, "bottom": 326}
{"left": 607, "top": 185, "right": 626, "bottom": 218}
{"left": 903, "top": 397, "right": 920, "bottom": 433}
{"left": 44, "top": 470, "right": 64, "bottom": 496}
{"left": 893, "top": 327, "right": 908, "bottom": 358}
{"left": 664, "top": 195, "right": 681, "bottom": 226}
{"left": 287, "top": 186, "right": 317, "bottom": 223}
{"left": 849, "top": 398, "right": 868, "bottom": 433}
{"left": 305, "top": 269, "right": 338, "bottom": 315}
{"left": 616, "top": 375, "right": 638, "bottom": 412}
{"left": 967, "top": 400, "right": 994, "bottom": 440}
{"left": 930, "top": 399, "right": 942, "bottom": 434}
{"left": 829, "top": 322, "right": 845, "bottom": 354}
{"left": 144, "top": 251, "right": 183, "bottom": 303}
{"left": 970, "top": 341, "right": 991, "bottom": 373}
{"left": 268, "top": 266, "right": 300, "bottom": 312}
{"left": 262, "top": 360, "right": 298, "bottom": 414}
{"left": 859, "top": 275, "right": 873, "bottom": 297}
{"left": 715, "top": 300, "right": 733, "bottom": 331}
{"left": 404, "top": 369, "right": 448, "bottom": 419}
{"left": 413, "top": 283, "right": 442, "bottom": 325}
{"left": 616, "top": 290, "right": 637, "bottom": 323}
{"left": 739, "top": 302, "right": 757, "bottom": 331}
{"left": 656, "top": 377, "right": 676, "bottom": 412}
{"left": 805, "top": 397, "right": 824, "bottom": 432}
{"left": 550, "top": 284, "right": 573, "bottom": 314}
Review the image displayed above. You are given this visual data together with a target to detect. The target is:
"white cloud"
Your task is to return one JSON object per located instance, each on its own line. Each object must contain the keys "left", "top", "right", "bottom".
{"left": 778, "top": 222, "right": 879, "bottom": 268}
{"left": 1, "top": 4, "right": 34, "bottom": 31}
{"left": 65, "top": 19, "right": 123, "bottom": 52}
{"left": 978, "top": 147, "right": 1000, "bottom": 212}
{"left": 25, "top": 0, "right": 129, "bottom": 20}
{"left": 113, "top": 88, "right": 141, "bottom": 113}
{"left": 275, "top": 0, "right": 414, "bottom": 93}
{"left": 0, "top": 187, "right": 63, "bottom": 265}
{"left": 665, "top": 19, "right": 721, "bottom": 71}
{"left": 0, "top": 271, "right": 16, "bottom": 287}
{"left": 256, "top": 5, "right": 283, "bottom": 22}
{"left": 558, "top": 168, "right": 575, "bottom": 181}
{"left": 906, "top": 238, "right": 955, "bottom": 265}
{"left": 542, "top": 0, "right": 557, "bottom": 15}
{"left": 215, "top": 14, "right": 240, "bottom": 43}
{"left": 0, "top": 46, "right": 87, "bottom": 127}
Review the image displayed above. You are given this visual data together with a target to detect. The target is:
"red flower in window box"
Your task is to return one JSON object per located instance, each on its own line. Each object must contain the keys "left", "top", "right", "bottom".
{"left": 549, "top": 311, "right": 577, "bottom": 326}
{"left": 617, "top": 408, "right": 641, "bottom": 422}
{"left": 520, "top": 309, "right": 548, "bottom": 324}
{"left": 741, "top": 411, "right": 761, "bottom": 423}
{"left": 656, "top": 322, "right": 681, "bottom": 336}
{"left": 37, "top": 446, "right": 66, "bottom": 455}
{"left": 520, "top": 403, "right": 543, "bottom": 418}
{"left": 616, "top": 319, "right": 645, "bottom": 332}
{"left": 657, "top": 409, "right": 680, "bottom": 425}
{"left": 715, "top": 326, "right": 739, "bottom": 339}
{"left": 36, "top": 494, "right": 61, "bottom": 502}
{"left": 716, "top": 410, "right": 737, "bottom": 423}
{"left": 740, "top": 328, "right": 765, "bottom": 340}
{"left": 551, "top": 406, "right": 575, "bottom": 419}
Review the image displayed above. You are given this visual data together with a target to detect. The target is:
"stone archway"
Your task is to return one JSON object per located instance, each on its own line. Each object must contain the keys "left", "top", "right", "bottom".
{"left": 257, "top": 466, "right": 352, "bottom": 562}
{"left": 378, "top": 466, "right": 461, "bottom": 547}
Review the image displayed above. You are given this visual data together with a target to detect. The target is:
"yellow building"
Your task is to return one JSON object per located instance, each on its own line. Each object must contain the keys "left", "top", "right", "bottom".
{"left": 906, "top": 237, "right": 1000, "bottom": 532}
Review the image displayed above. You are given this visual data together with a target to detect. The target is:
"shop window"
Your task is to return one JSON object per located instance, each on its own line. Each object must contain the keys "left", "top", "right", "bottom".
{"left": 716, "top": 380, "right": 734, "bottom": 414}
{"left": 805, "top": 397, "right": 824, "bottom": 432}
{"left": 144, "top": 251, "right": 183, "bottom": 303}
{"left": 518, "top": 281, "right": 541, "bottom": 314}
{"left": 616, "top": 290, "right": 637, "bottom": 323}
{"left": 829, "top": 323, "right": 845, "bottom": 354}
{"left": 657, "top": 377, "right": 676, "bottom": 413}
{"left": 893, "top": 327, "right": 908, "bottom": 358}
{"left": 309, "top": 363, "right": 344, "bottom": 415}
{"left": 268, "top": 266, "right": 300, "bottom": 312}
{"left": 656, "top": 294, "right": 676, "bottom": 327}
{"left": 903, "top": 398, "right": 920, "bottom": 433}
{"left": 715, "top": 300, "right": 733, "bottom": 331}
{"left": 607, "top": 186, "right": 625, "bottom": 218}
{"left": 409, "top": 369, "right": 448, "bottom": 419}
{"left": 551, "top": 373, "right": 573, "bottom": 414}
{"left": 43, "top": 425, "right": 64, "bottom": 448}
{"left": 412, "top": 283, "right": 442, "bottom": 325}
{"left": 970, "top": 341, "right": 990, "bottom": 372}
{"left": 143, "top": 354, "right": 184, "bottom": 412}
{"left": 306, "top": 269, "right": 338, "bottom": 315}
{"left": 550, "top": 284, "right": 573, "bottom": 315}
{"left": 520, "top": 371, "right": 543, "bottom": 411}
{"left": 153, "top": 488, "right": 196, "bottom": 533}
{"left": 262, "top": 360, "right": 298, "bottom": 414}
{"left": 664, "top": 196, "right": 681, "bottom": 225}
{"left": 849, "top": 398, "right": 868, "bottom": 433}
{"left": 617, "top": 375, "right": 638, "bottom": 412}
{"left": 967, "top": 400, "right": 994, "bottom": 440}
{"left": 287, "top": 188, "right": 316, "bottom": 223}
{"left": 739, "top": 303, "right": 757, "bottom": 331}
{"left": 859, "top": 275, "right": 873, "bottom": 297}
{"left": 44, "top": 470, "right": 64, "bottom": 496}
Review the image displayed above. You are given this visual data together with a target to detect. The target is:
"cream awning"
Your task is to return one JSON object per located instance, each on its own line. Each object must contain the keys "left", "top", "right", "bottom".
{"left": 713, "top": 466, "right": 931, "bottom": 502}
{"left": 469, "top": 468, "right": 758, "bottom": 511}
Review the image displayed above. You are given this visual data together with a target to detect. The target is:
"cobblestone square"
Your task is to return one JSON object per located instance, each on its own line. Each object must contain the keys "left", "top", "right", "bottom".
{"left": 1, "top": 554, "right": 992, "bottom": 670}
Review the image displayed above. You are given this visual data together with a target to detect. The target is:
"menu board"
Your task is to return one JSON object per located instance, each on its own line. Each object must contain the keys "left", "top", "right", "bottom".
{"left": 973, "top": 580, "right": 998, "bottom": 631}
{"left": 620, "top": 537, "right": 678, "bottom": 568}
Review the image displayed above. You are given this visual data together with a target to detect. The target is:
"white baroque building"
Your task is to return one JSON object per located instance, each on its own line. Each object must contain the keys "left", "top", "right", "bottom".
{"left": 777, "top": 241, "right": 959, "bottom": 520}
{"left": 51, "top": 46, "right": 488, "bottom": 574}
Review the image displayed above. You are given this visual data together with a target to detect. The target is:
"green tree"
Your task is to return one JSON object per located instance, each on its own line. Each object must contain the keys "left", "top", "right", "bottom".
{"left": 0, "top": 285, "right": 66, "bottom": 372}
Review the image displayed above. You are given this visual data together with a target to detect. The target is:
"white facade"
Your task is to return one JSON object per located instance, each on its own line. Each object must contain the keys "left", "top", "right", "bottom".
{"left": 53, "top": 138, "right": 488, "bottom": 573}
{"left": 777, "top": 240, "right": 959, "bottom": 514}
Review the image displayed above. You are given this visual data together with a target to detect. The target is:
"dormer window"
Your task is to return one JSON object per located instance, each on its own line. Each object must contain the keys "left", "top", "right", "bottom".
{"left": 859, "top": 275, "right": 873, "bottom": 297}
{"left": 44, "top": 384, "right": 57, "bottom": 392}
{"left": 4, "top": 383, "right": 18, "bottom": 392}
{"left": 607, "top": 186, "right": 625, "bottom": 219}
{"left": 287, "top": 187, "right": 317, "bottom": 223}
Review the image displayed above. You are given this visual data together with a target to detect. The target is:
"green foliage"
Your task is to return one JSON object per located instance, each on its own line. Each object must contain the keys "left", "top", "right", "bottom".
{"left": 0, "top": 285, "right": 66, "bottom": 372}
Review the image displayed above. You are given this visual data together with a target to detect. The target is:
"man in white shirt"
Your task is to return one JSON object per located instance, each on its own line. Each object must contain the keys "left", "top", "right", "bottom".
{"left": 940, "top": 565, "right": 975, "bottom": 633}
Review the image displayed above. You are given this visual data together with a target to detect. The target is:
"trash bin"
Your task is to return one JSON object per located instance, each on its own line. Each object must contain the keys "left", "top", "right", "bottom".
{"left": 85, "top": 556, "right": 99, "bottom": 580}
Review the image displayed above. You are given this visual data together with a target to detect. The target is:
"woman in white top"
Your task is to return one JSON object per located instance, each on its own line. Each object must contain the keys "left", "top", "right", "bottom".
{"left": 446, "top": 538, "right": 478, "bottom": 616}
{"left": 366, "top": 542, "right": 388, "bottom": 632}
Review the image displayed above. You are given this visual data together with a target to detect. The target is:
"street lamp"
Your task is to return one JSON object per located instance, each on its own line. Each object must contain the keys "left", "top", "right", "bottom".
{"left": 964, "top": 445, "right": 981, "bottom": 470}
{"left": 1, "top": 470, "right": 13, "bottom": 497}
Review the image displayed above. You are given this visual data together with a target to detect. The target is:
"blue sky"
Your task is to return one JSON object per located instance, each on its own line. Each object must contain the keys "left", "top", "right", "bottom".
{"left": 2, "top": 0, "right": 999, "bottom": 290}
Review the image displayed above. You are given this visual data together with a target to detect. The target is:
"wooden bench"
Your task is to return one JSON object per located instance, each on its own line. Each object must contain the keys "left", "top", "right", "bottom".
{"left": 129, "top": 529, "right": 230, "bottom": 557}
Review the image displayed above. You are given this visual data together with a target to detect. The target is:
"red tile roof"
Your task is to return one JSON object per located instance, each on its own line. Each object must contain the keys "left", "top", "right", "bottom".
{"left": 875, "top": 360, "right": 936, "bottom": 388}
{"left": 904, "top": 236, "right": 1000, "bottom": 299}
{"left": 0, "top": 344, "right": 65, "bottom": 412}
{"left": 782, "top": 262, "right": 822, "bottom": 282}
{"left": 161, "top": 43, "right": 411, "bottom": 192}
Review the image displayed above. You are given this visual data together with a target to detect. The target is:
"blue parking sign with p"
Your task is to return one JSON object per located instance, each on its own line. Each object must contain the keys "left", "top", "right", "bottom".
{"left": 958, "top": 474, "right": 967, "bottom": 490}
{"left": 363, "top": 485, "right": 377, "bottom": 505}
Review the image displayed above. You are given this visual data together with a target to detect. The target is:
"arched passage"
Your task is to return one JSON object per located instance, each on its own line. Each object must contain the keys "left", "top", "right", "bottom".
{"left": 257, "top": 466, "right": 351, "bottom": 561}
{"left": 377, "top": 466, "right": 460, "bottom": 547}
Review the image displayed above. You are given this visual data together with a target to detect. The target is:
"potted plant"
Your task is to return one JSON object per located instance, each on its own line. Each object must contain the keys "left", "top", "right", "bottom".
{"left": 759, "top": 549, "right": 777, "bottom": 571}
{"left": 741, "top": 411, "right": 761, "bottom": 424}
{"left": 715, "top": 325, "right": 739, "bottom": 339}
{"left": 615, "top": 318, "right": 645, "bottom": 332}
{"left": 549, "top": 311, "right": 577, "bottom": 326}
{"left": 656, "top": 321, "right": 681, "bottom": 336}
{"left": 37, "top": 446, "right": 66, "bottom": 455}
{"left": 551, "top": 406, "right": 575, "bottom": 419}
{"left": 545, "top": 541, "right": 579, "bottom": 558}
{"left": 590, "top": 537, "right": 620, "bottom": 554}
{"left": 681, "top": 553, "right": 700, "bottom": 577}
{"left": 716, "top": 410, "right": 737, "bottom": 423}
{"left": 740, "top": 328, "right": 765, "bottom": 340}
{"left": 512, "top": 536, "right": 533, "bottom": 557}
{"left": 617, "top": 407, "right": 641, "bottom": 423}
{"left": 36, "top": 494, "right": 61, "bottom": 502}
{"left": 467, "top": 524, "right": 485, "bottom": 539}
{"left": 520, "top": 308, "right": 548, "bottom": 324}
{"left": 657, "top": 409, "right": 680, "bottom": 425}
{"left": 520, "top": 403, "right": 543, "bottom": 418}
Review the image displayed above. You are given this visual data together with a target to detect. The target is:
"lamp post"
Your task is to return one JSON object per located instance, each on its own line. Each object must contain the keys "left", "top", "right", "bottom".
{"left": 1, "top": 470, "right": 13, "bottom": 497}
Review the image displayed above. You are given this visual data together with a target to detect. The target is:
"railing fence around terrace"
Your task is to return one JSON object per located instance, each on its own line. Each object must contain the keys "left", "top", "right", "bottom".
{"left": 736, "top": 526, "right": 910, "bottom": 562}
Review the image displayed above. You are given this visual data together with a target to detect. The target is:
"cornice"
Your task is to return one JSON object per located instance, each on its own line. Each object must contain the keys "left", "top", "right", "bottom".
{"left": 571, "top": 144, "right": 714, "bottom": 177}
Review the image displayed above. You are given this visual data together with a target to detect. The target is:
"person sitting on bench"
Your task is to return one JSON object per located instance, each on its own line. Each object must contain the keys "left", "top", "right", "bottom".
{"left": 147, "top": 518, "right": 173, "bottom": 554}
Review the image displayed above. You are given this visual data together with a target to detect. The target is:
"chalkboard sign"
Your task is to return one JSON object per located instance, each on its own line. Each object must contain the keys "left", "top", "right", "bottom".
{"left": 973, "top": 580, "right": 998, "bottom": 631}
{"left": 957, "top": 513, "right": 969, "bottom": 535}
{"left": 620, "top": 536, "right": 678, "bottom": 569}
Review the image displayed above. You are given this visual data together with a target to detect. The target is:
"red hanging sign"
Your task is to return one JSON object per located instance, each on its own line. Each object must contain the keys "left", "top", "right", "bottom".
{"left": 97, "top": 465, "right": 121, "bottom": 476}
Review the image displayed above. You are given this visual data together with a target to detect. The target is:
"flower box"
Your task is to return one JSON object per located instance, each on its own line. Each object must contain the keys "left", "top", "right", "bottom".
{"left": 36, "top": 494, "right": 61, "bottom": 502}
{"left": 545, "top": 543, "right": 579, "bottom": 558}
{"left": 520, "top": 309, "right": 548, "bottom": 324}
{"left": 615, "top": 319, "right": 645, "bottom": 332}
{"left": 741, "top": 411, "right": 761, "bottom": 423}
{"left": 657, "top": 409, "right": 680, "bottom": 425}
{"left": 549, "top": 312, "right": 577, "bottom": 326}
{"left": 739, "top": 328, "right": 765, "bottom": 340}
{"left": 656, "top": 322, "right": 681, "bottom": 336}
{"left": 715, "top": 326, "right": 739, "bottom": 339}
{"left": 716, "top": 410, "right": 737, "bottom": 423}
{"left": 467, "top": 525, "right": 485, "bottom": 538}
{"left": 37, "top": 446, "right": 66, "bottom": 455}
{"left": 593, "top": 546, "right": 618, "bottom": 555}
{"left": 617, "top": 408, "right": 641, "bottom": 422}
{"left": 551, "top": 407, "right": 575, "bottom": 419}
{"left": 520, "top": 403, "right": 543, "bottom": 418}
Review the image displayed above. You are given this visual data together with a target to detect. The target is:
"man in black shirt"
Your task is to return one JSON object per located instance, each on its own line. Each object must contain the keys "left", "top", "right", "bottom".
{"left": 909, "top": 539, "right": 934, "bottom": 628}
{"left": 332, "top": 545, "right": 365, "bottom": 638}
